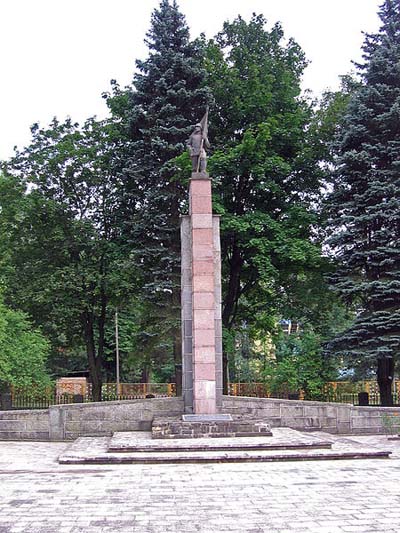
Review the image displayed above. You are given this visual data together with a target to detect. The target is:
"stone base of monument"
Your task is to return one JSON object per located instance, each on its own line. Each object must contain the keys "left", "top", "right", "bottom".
{"left": 151, "top": 414, "right": 272, "bottom": 439}
{"left": 57, "top": 428, "right": 392, "bottom": 464}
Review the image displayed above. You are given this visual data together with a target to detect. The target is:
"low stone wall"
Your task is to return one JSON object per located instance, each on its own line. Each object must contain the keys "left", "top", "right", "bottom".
{"left": 0, "top": 397, "right": 184, "bottom": 441}
{"left": 0, "top": 409, "right": 49, "bottom": 440}
{"left": 51, "top": 397, "right": 183, "bottom": 440}
{"left": 222, "top": 395, "right": 400, "bottom": 434}
{"left": 1, "top": 395, "right": 399, "bottom": 440}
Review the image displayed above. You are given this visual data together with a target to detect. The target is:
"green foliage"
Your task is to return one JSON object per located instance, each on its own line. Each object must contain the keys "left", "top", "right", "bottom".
{"left": 0, "top": 5, "right": 359, "bottom": 397}
{"left": 264, "top": 330, "right": 334, "bottom": 400}
{"left": 0, "top": 294, "right": 50, "bottom": 389}
{"left": 0, "top": 117, "right": 135, "bottom": 399}
{"left": 103, "top": 0, "right": 212, "bottom": 385}
{"left": 308, "top": 75, "right": 360, "bottom": 169}
{"left": 112, "top": 0, "right": 211, "bottom": 296}
{"left": 326, "top": 0, "right": 400, "bottom": 395}
{"left": 203, "top": 14, "right": 332, "bottom": 354}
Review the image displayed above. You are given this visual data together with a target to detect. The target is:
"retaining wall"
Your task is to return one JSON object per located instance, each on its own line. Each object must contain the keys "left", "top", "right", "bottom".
{"left": 222, "top": 396, "right": 400, "bottom": 434}
{"left": 0, "top": 397, "right": 184, "bottom": 441}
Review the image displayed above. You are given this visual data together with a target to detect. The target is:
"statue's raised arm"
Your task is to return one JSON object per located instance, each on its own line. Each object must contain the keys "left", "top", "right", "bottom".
{"left": 187, "top": 109, "right": 209, "bottom": 173}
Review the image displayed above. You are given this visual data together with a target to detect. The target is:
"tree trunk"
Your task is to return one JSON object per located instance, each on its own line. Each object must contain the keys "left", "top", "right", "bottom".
{"left": 141, "top": 367, "right": 151, "bottom": 383}
{"left": 83, "top": 312, "right": 103, "bottom": 402}
{"left": 222, "top": 241, "right": 243, "bottom": 394}
{"left": 377, "top": 356, "right": 394, "bottom": 407}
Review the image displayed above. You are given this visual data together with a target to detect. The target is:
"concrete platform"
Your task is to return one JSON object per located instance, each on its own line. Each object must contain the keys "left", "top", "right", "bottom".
{"left": 58, "top": 428, "right": 392, "bottom": 465}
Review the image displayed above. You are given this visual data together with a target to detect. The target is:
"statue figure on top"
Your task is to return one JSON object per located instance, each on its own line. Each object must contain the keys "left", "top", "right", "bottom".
{"left": 187, "top": 109, "right": 210, "bottom": 173}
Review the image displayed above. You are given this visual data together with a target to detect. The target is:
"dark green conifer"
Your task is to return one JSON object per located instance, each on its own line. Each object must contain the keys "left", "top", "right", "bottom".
{"left": 328, "top": 0, "right": 400, "bottom": 405}
{"left": 122, "top": 0, "right": 210, "bottom": 386}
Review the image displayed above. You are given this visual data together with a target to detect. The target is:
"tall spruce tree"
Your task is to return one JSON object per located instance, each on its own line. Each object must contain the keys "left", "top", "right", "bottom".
{"left": 113, "top": 0, "right": 210, "bottom": 388}
{"left": 327, "top": 0, "right": 400, "bottom": 405}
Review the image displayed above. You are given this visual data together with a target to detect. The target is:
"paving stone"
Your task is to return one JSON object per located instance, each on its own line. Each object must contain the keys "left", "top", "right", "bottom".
{"left": 0, "top": 434, "right": 400, "bottom": 531}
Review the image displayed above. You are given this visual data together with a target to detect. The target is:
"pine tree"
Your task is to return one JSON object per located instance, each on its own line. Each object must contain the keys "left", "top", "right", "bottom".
{"left": 118, "top": 1, "right": 210, "bottom": 387}
{"left": 328, "top": 0, "right": 400, "bottom": 405}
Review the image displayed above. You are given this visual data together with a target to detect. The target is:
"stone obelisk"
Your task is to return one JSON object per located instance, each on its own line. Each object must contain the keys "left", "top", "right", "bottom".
{"left": 181, "top": 116, "right": 222, "bottom": 414}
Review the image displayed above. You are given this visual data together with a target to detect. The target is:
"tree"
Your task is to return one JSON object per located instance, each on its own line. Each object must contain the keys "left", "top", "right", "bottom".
{"left": 327, "top": 0, "right": 400, "bottom": 405}
{"left": 204, "top": 15, "right": 327, "bottom": 389}
{"left": 264, "top": 329, "right": 335, "bottom": 400}
{"left": 104, "top": 0, "right": 211, "bottom": 389}
{"left": 0, "top": 293, "right": 50, "bottom": 391}
{"left": 1, "top": 117, "right": 134, "bottom": 401}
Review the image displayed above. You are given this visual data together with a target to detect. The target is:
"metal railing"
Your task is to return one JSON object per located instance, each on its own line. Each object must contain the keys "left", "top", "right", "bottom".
{"left": 228, "top": 381, "right": 400, "bottom": 405}
{"left": 1, "top": 383, "right": 176, "bottom": 410}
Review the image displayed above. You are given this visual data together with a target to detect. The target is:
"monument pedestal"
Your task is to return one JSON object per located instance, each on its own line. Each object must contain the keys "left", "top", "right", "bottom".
{"left": 181, "top": 172, "right": 222, "bottom": 414}
{"left": 152, "top": 172, "right": 272, "bottom": 439}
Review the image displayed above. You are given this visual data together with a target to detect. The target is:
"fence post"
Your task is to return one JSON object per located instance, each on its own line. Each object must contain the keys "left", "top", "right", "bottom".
{"left": 358, "top": 392, "right": 369, "bottom": 406}
{"left": 0, "top": 393, "right": 12, "bottom": 410}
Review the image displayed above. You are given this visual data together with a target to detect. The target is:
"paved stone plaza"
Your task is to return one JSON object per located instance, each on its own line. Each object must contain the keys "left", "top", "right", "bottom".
{"left": 0, "top": 433, "right": 400, "bottom": 532}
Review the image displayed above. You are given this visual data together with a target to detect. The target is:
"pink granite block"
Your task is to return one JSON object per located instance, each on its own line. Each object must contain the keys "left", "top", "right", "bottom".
{"left": 191, "top": 214, "right": 213, "bottom": 229}
{"left": 194, "top": 362, "right": 216, "bottom": 380}
{"left": 193, "top": 329, "right": 215, "bottom": 347}
{"left": 193, "top": 399, "right": 217, "bottom": 414}
{"left": 193, "top": 309, "right": 214, "bottom": 329}
{"left": 193, "top": 275, "right": 214, "bottom": 292}
{"left": 193, "top": 292, "right": 214, "bottom": 309}
{"left": 192, "top": 228, "right": 213, "bottom": 245}
{"left": 193, "top": 346, "right": 216, "bottom": 363}
{"left": 192, "top": 243, "right": 213, "bottom": 260}
{"left": 190, "top": 195, "right": 212, "bottom": 214}
{"left": 190, "top": 179, "right": 211, "bottom": 196}
{"left": 193, "top": 379, "right": 216, "bottom": 399}
{"left": 193, "top": 260, "right": 214, "bottom": 276}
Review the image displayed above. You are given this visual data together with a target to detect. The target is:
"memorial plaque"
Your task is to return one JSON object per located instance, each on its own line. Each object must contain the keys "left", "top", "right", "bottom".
{"left": 182, "top": 414, "right": 233, "bottom": 422}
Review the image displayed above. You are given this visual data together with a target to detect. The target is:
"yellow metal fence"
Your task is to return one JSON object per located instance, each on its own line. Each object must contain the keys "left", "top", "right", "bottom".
{"left": 228, "top": 381, "right": 400, "bottom": 404}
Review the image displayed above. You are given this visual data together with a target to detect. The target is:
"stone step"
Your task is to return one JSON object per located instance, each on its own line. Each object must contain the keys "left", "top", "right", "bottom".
{"left": 58, "top": 430, "right": 392, "bottom": 465}
{"left": 108, "top": 441, "right": 333, "bottom": 453}
{"left": 59, "top": 441, "right": 390, "bottom": 465}
{"left": 108, "top": 430, "right": 332, "bottom": 453}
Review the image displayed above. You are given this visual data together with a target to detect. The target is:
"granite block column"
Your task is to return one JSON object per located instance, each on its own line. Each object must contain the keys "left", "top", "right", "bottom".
{"left": 181, "top": 172, "right": 222, "bottom": 414}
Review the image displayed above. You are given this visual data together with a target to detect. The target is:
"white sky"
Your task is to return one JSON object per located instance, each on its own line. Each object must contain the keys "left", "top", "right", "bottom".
{"left": 0, "top": 0, "right": 382, "bottom": 161}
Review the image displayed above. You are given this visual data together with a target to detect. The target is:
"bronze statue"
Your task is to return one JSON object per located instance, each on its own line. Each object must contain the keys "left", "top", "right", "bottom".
{"left": 187, "top": 110, "right": 210, "bottom": 173}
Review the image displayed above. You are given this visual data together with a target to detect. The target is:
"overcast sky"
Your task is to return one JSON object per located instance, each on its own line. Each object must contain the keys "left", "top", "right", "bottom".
{"left": 0, "top": 0, "right": 382, "bottom": 161}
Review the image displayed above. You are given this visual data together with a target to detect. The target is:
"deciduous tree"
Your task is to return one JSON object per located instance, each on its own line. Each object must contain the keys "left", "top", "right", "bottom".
{"left": 1, "top": 117, "right": 134, "bottom": 400}
{"left": 204, "top": 15, "right": 327, "bottom": 388}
